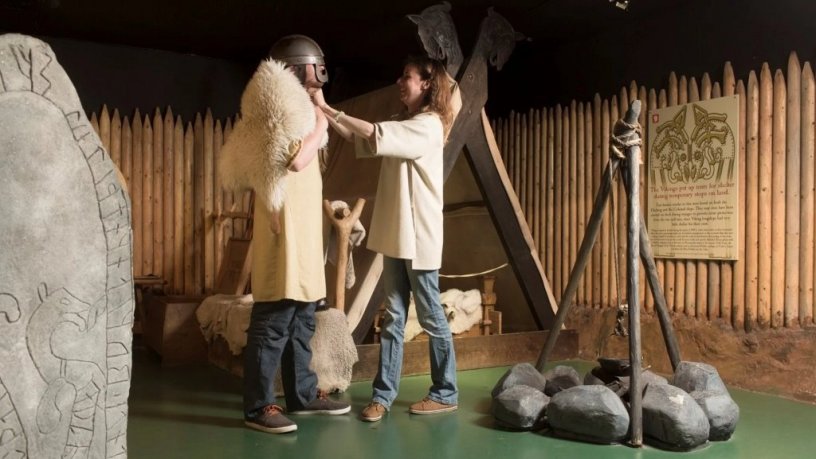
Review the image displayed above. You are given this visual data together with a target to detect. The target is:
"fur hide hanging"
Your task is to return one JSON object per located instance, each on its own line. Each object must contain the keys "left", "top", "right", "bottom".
{"left": 218, "top": 59, "right": 327, "bottom": 212}
{"left": 403, "top": 288, "right": 483, "bottom": 341}
{"left": 310, "top": 308, "right": 359, "bottom": 393}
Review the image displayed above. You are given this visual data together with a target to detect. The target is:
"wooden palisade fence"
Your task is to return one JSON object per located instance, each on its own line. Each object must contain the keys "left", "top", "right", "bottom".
{"left": 491, "top": 51, "right": 816, "bottom": 332}
{"left": 89, "top": 107, "right": 249, "bottom": 297}
{"left": 91, "top": 51, "right": 813, "bottom": 332}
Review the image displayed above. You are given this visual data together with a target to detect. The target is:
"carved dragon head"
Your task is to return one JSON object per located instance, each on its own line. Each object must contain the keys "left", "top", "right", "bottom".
{"left": 480, "top": 8, "right": 526, "bottom": 71}
{"left": 407, "top": 1, "right": 463, "bottom": 75}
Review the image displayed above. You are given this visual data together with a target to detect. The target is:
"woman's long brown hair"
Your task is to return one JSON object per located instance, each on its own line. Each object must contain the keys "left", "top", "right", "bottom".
{"left": 405, "top": 56, "right": 454, "bottom": 140}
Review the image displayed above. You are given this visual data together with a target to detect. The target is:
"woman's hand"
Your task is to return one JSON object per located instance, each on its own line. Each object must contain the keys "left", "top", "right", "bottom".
{"left": 311, "top": 89, "right": 328, "bottom": 109}
{"left": 314, "top": 104, "right": 328, "bottom": 129}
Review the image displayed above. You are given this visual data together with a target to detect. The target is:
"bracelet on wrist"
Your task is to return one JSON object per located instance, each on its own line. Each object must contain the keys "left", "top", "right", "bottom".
{"left": 334, "top": 110, "right": 344, "bottom": 123}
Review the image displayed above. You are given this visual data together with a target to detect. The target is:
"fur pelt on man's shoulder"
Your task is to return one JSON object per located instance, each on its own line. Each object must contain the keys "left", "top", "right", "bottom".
{"left": 218, "top": 59, "right": 327, "bottom": 211}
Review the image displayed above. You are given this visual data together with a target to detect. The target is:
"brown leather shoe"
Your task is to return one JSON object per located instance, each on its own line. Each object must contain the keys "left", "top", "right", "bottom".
{"left": 361, "top": 401, "right": 387, "bottom": 422}
{"left": 409, "top": 397, "right": 458, "bottom": 415}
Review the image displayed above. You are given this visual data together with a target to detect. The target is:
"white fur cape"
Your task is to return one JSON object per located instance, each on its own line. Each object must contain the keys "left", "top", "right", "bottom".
{"left": 218, "top": 59, "right": 327, "bottom": 211}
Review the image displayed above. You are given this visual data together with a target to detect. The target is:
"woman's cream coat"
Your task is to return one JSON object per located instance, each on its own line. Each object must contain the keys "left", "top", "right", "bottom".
{"left": 355, "top": 112, "right": 445, "bottom": 270}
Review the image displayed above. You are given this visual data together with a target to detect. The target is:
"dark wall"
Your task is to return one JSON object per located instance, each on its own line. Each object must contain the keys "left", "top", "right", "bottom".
{"left": 488, "top": 0, "right": 816, "bottom": 117}
{"left": 22, "top": 35, "right": 254, "bottom": 120}
{"left": 7, "top": 1, "right": 815, "bottom": 123}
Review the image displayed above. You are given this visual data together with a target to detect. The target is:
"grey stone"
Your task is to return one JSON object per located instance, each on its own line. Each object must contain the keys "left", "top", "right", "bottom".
{"left": 543, "top": 365, "right": 581, "bottom": 396}
{"left": 672, "top": 361, "right": 728, "bottom": 395}
{"left": 643, "top": 370, "right": 669, "bottom": 387}
{"left": 692, "top": 390, "right": 740, "bottom": 441}
{"left": 0, "top": 34, "right": 134, "bottom": 458}
{"left": 491, "top": 385, "right": 550, "bottom": 430}
{"left": 491, "top": 363, "right": 547, "bottom": 398}
{"left": 547, "top": 385, "right": 630, "bottom": 444}
{"left": 598, "top": 357, "right": 630, "bottom": 376}
{"left": 643, "top": 383, "right": 710, "bottom": 450}
{"left": 583, "top": 369, "right": 605, "bottom": 386}
{"left": 610, "top": 370, "right": 670, "bottom": 400}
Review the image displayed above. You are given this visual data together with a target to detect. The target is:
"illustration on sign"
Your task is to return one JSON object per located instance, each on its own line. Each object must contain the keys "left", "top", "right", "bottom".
{"left": 650, "top": 104, "right": 736, "bottom": 186}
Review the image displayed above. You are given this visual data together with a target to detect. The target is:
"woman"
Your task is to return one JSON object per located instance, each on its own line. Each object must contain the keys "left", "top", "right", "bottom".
{"left": 314, "top": 56, "right": 458, "bottom": 422}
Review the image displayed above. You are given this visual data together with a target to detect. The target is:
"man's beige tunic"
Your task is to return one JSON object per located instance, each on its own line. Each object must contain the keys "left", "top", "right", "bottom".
{"left": 252, "top": 156, "right": 326, "bottom": 302}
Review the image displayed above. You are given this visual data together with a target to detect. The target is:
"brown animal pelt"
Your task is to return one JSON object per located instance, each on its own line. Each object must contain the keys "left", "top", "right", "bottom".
{"left": 218, "top": 59, "right": 326, "bottom": 211}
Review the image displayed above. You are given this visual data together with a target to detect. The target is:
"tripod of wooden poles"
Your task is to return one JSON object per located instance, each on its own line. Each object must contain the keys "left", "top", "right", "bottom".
{"left": 535, "top": 100, "right": 683, "bottom": 447}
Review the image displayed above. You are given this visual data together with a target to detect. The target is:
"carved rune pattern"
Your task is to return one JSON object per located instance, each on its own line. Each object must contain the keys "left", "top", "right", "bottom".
{"left": 651, "top": 104, "right": 736, "bottom": 185}
{"left": 0, "top": 35, "right": 134, "bottom": 458}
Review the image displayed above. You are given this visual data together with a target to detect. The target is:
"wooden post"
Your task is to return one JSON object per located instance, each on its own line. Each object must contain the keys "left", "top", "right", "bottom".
{"left": 142, "top": 115, "right": 154, "bottom": 277}
{"left": 601, "top": 98, "right": 611, "bottom": 308}
{"left": 593, "top": 95, "right": 603, "bottom": 308}
{"left": 734, "top": 79, "right": 746, "bottom": 330}
{"left": 646, "top": 88, "right": 658, "bottom": 314}
{"left": 479, "top": 275, "right": 498, "bottom": 335}
{"left": 152, "top": 109, "right": 164, "bottom": 286}
{"left": 546, "top": 109, "right": 556, "bottom": 285}
{"left": 617, "top": 89, "right": 628, "bottom": 314}
{"left": 554, "top": 105, "right": 563, "bottom": 299}
{"left": 214, "top": 120, "right": 225, "bottom": 279}
{"left": 722, "top": 62, "right": 737, "bottom": 326}
{"left": 771, "top": 69, "right": 787, "bottom": 329}
{"left": 675, "top": 76, "right": 687, "bottom": 315}
{"left": 801, "top": 63, "right": 816, "bottom": 326}
{"left": 204, "top": 110, "right": 215, "bottom": 293}
{"left": 637, "top": 84, "right": 648, "bottom": 313}
{"left": 520, "top": 112, "right": 528, "bottom": 224}
{"left": 585, "top": 102, "right": 595, "bottom": 307}
{"left": 625, "top": 101, "right": 643, "bottom": 448}
{"left": 620, "top": 167, "right": 682, "bottom": 370}
{"left": 173, "top": 116, "right": 185, "bottom": 294}
{"left": 569, "top": 101, "right": 578, "bottom": 304}
{"left": 132, "top": 111, "right": 143, "bottom": 277}
{"left": 193, "top": 113, "right": 205, "bottom": 294}
{"left": 785, "top": 53, "right": 801, "bottom": 327}
{"left": 536, "top": 101, "right": 641, "bottom": 372}
{"left": 533, "top": 109, "right": 542, "bottom": 260}
{"left": 163, "top": 108, "right": 175, "bottom": 293}
{"left": 610, "top": 96, "right": 620, "bottom": 307}
{"left": 110, "top": 109, "right": 122, "bottom": 178}
{"left": 184, "top": 121, "right": 195, "bottom": 296}
{"left": 577, "top": 102, "right": 586, "bottom": 306}
{"left": 100, "top": 105, "right": 111, "bottom": 154}
{"left": 746, "top": 72, "right": 760, "bottom": 331}
{"left": 575, "top": 102, "right": 592, "bottom": 305}
{"left": 758, "top": 64, "right": 773, "bottom": 329}
{"left": 323, "top": 199, "right": 366, "bottom": 311}
{"left": 121, "top": 115, "right": 132, "bottom": 217}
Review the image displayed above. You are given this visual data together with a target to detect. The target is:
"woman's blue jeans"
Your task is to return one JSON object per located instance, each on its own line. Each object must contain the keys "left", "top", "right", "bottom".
{"left": 372, "top": 256, "right": 458, "bottom": 408}
{"left": 243, "top": 299, "right": 318, "bottom": 418}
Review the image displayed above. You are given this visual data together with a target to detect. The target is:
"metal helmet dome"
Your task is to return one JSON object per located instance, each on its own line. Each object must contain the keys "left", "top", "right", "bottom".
{"left": 268, "top": 34, "right": 325, "bottom": 66}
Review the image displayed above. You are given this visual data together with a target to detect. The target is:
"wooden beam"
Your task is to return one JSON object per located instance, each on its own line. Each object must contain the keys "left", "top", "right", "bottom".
{"left": 465, "top": 112, "right": 557, "bottom": 329}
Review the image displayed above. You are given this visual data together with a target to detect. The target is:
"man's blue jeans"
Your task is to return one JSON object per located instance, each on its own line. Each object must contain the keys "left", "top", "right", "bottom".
{"left": 243, "top": 299, "right": 318, "bottom": 418}
{"left": 372, "top": 256, "right": 458, "bottom": 408}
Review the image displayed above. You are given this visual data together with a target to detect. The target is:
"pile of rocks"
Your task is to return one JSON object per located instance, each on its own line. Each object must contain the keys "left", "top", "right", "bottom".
{"left": 491, "top": 360, "right": 739, "bottom": 450}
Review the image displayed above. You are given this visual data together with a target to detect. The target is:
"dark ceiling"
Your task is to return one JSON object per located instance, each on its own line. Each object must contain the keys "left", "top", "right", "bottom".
{"left": 6, "top": 0, "right": 732, "bottom": 117}
{"left": 0, "top": 0, "right": 684, "bottom": 72}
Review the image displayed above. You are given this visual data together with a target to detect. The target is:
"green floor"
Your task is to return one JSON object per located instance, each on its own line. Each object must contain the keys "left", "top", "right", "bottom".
{"left": 128, "top": 343, "right": 815, "bottom": 459}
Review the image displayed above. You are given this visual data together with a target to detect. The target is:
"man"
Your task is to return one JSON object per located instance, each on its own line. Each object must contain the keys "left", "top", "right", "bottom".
{"left": 243, "top": 34, "right": 350, "bottom": 435}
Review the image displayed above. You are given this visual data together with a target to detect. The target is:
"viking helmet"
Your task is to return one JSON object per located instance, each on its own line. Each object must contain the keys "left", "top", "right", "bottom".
{"left": 269, "top": 34, "right": 328, "bottom": 83}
